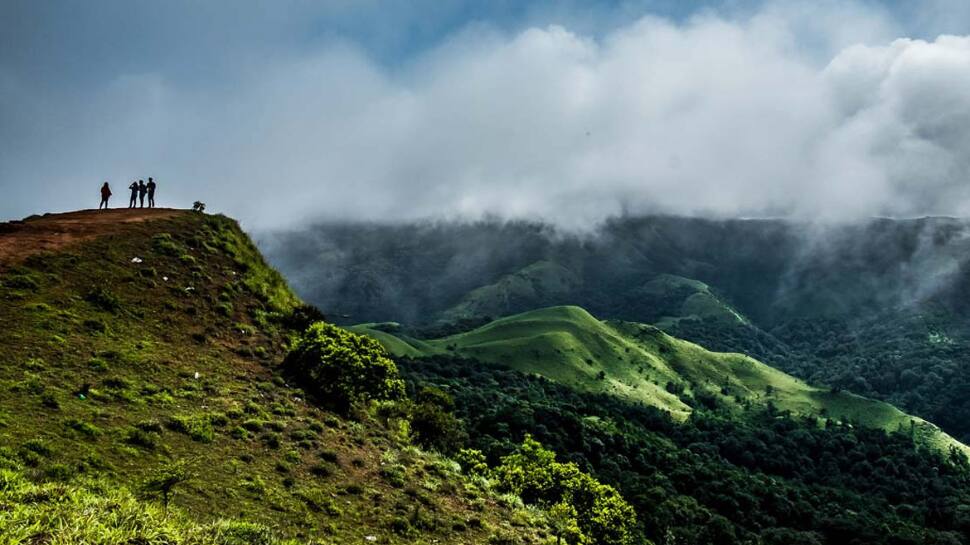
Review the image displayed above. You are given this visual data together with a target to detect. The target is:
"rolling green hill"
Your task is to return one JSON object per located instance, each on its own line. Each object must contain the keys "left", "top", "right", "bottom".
{"left": 439, "top": 260, "right": 581, "bottom": 323}
{"left": 351, "top": 306, "right": 966, "bottom": 454}
{"left": 0, "top": 210, "right": 549, "bottom": 544}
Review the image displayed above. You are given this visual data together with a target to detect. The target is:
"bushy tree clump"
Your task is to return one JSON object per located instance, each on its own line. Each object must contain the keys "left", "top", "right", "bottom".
{"left": 284, "top": 322, "right": 405, "bottom": 413}
{"left": 410, "top": 386, "right": 467, "bottom": 454}
{"left": 494, "top": 436, "right": 637, "bottom": 545}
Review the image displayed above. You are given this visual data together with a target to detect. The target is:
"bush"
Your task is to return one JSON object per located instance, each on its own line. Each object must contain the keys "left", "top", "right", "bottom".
{"left": 142, "top": 460, "right": 190, "bottom": 508}
{"left": 152, "top": 233, "right": 182, "bottom": 256}
{"left": 494, "top": 436, "right": 636, "bottom": 545}
{"left": 410, "top": 387, "right": 467, "bottom": 454}
{"left": 455, "top": 449, "right": 489, "bottom": 477}
{"left": 4, "top": 273, "right": 40, "bottom": 291}
{"left": 283, "top": 322, "right": 405, "bottom": 413}
{"left": 85, "top": 287, "right": 121, "bottom": 313}
{"left": 125, "top": 428, "right": 161, "bottom": 450}
{"left": 169, "top": 414, "right": 215, "bottom": 443}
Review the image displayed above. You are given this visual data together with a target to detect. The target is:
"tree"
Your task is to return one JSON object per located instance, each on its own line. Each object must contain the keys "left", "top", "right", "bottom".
{"left": 548, "top": 501, "right": 583, "bottom": 545}
{"left": 494, "top": 436, "right": 637, "bottom": 545}
{"left": 410, "top": 386, "right": 467, "bottom": 454}
{"left": 284, "top": 322, "right": 405, "bottom": 413}
{"left": 455, "top": 448, "right": 489, "bottom": 477}
{"left": 143, "top": 459, "right": 190, "bottom": 510}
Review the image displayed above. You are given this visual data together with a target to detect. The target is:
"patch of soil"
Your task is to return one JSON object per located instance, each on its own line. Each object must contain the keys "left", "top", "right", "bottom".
{"left": 0, "top": 208, "right": 186, "bottom": 269}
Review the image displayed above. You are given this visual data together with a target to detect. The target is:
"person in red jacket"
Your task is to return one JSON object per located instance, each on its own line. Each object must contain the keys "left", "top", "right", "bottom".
{"left": 99, "top": 182, "right": 112, "bottom": 210}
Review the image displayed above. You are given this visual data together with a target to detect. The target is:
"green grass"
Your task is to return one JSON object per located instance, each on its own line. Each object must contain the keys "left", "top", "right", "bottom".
{"left": 638, "top": 274, "right": 749, "bottom": 328}
{"left": 355, "top": 305, "right": 968, "bottom": 454}
{"left": 439, "top": 260, "right": 580, "bottom": 322}
{"left": 0, "top": 210, "right": 550, "bottom": 544}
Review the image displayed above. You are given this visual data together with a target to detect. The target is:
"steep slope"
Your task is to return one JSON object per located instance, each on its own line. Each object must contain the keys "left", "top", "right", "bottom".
{"left": 0, "top": 209, "right": 548, "bottom": 544}
{"left": 352, "top": 306, "right": 966, "bottom": 453}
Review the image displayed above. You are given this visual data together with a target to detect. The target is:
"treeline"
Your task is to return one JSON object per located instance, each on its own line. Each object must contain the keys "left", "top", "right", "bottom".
{"left": 401, "top": 354, "right": 970, "bottom": 545}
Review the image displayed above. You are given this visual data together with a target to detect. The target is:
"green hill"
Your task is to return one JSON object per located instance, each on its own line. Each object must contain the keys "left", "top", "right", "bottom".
{"left": 439, "top": 260, "right": 581, "bottom": 322}
{"left": 635, "top": 274, "right": 749, "bottom": 327}
{"left": 0, "top": 210, "right": 548, "bottom": 544}
{"left": 352, "top": 306, "right": 966, "bottom": 454}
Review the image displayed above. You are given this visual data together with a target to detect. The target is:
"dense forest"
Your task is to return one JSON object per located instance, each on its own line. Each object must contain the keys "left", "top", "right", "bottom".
{"left": 665, "top": 310, "right": 970, "bottom": 445}
{"left": 402, "top": 354, "right": 970, "bottom": 545}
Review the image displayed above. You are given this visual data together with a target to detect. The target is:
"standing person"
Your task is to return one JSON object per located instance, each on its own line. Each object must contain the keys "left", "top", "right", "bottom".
{"left": 147, "top": 177, "right": 157, "bottom": 208}
{"left": 138, "top": 180, "right": 147, "bottom": 208}
{"left": 128, "top": 181, "right": 139, "bottom": 208}
{"left": 99, "top": 182, "right": 112, "bottom": 210}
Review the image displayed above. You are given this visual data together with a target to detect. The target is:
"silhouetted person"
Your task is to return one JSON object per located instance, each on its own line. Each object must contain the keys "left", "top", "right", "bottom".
{"left": 99, "top": 182, "right": 112, "bottom": 210}
{"left": 147, "top": 177, "right": 157, "bottom": 208}
{"left": 128, "top": 181, "right": 138, "bottom": 208}
{"left": 138, "top": 180, "right": 147, "bottom": 208}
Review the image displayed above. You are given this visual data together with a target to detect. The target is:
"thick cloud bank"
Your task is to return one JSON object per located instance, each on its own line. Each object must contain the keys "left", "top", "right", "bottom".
{"left": 2, "top": 3, "right": 970, "bottom": 228}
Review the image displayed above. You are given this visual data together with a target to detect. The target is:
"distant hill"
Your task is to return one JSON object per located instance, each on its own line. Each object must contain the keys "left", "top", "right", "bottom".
{"left": 351, "top": 305, "right": 966, "bottom": 454}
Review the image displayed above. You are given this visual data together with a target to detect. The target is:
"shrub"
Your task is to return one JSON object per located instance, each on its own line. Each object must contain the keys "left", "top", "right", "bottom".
{"left": 83, "top": 319, "right": 107, "bottom": 333}
{"left": 494, "top": 436, "right": 636, "bottom": 545}
{"left": 410, "top": 387, "right": 466, "bottom": 454}
{"left": 169, "top": 414, "right": 215, "bottom": 443}
{"left": 85, "top": 287, "right": 121, "bottom": 313}
{"left": 46, "top": 463, "right": 75, "bottom": 481}
{"left": 124, "top": 428, "right": 161, "bottom": 450}
{"left": 4, "top": 273, "right": 40, "bottom": 291}
{"left": 142, "top": 460, "right": 190, "bottom": 508}
{"left": 64, "top": 419, "right": 101, "bottom": 437}
{"left": 152, "top": 233, "right": 182, "bottom": 256}
{"left": 283, "top": 322, "right": 404, "bottom": 413}
{"left": 260, "top": 432, "right": 281, "bottom": 449}
{"left": 456, "top": 449, "right": 489, "bottom": 478}
{"left": 88, "top": 357, "right": 109, "bottom": 372}
{"left": 22, "top": 439, "right": 52, "bottom": 457}
{"left": 208, "top": 520, "right": 274, "bottom": 545}
{"left": 40, "top": 392, "right": 60, "bottom": 409}
{"left": 380, "top": 464, "right": 407, "bottom": 488}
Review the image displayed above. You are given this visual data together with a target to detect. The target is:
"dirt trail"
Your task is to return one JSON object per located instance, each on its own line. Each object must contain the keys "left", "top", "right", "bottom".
{"left": 0, "top": 208, "right": 185, "bottom": 268}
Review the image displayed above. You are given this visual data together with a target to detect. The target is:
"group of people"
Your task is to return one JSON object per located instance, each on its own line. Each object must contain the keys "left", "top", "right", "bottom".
{"left": 98, "top": 177, "right": 158, "bottom": 210}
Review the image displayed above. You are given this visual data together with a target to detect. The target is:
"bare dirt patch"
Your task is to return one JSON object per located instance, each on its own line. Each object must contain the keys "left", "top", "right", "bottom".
{"left": 0, "top": 208, "right": 186, "bottom": 268}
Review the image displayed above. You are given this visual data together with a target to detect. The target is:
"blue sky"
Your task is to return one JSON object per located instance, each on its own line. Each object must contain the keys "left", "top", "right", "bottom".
{"left": 2, "top": 1, "right": 970, "bottom": 227}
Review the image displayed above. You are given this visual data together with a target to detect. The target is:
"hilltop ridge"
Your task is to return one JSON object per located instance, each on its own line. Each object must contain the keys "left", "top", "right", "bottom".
{"left": 0, "top": 209, "right": 550, "bottom": 544}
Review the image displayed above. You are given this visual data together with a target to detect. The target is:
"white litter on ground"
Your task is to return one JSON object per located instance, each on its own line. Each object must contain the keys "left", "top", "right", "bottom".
{"left": 130, "top": 257, "right": 143, "bottom": 263}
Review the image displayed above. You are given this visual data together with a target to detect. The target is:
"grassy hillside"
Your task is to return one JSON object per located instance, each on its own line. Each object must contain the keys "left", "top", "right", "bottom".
{"left": 352, "top": 306, "right": 966, "bottom": 453}
{"left": 636, "top": 274, "right": 748, "bottom": 327}
{"left": 0, "top": 210, "right": 549, "bottom": 544}
{"left": 439, "top": 261, "right": 581, "bottom": 323}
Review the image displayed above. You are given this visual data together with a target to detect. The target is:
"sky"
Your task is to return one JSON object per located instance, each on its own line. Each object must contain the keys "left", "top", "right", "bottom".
{"left": 2, "top": 0, "right": 970, "bottom": 229}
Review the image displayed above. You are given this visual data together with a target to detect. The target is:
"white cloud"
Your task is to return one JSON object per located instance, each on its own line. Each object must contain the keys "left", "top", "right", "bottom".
{"left": 3, "top": 1, "right": 970, "bottom": 229}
